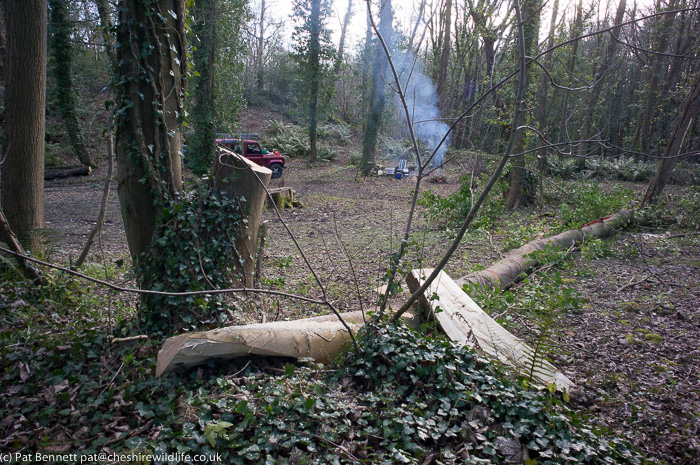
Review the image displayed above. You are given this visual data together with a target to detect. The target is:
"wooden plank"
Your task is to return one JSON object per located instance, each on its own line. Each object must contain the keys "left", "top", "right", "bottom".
{"left": 407, "top": 268, "right": 574, "bottom": 392}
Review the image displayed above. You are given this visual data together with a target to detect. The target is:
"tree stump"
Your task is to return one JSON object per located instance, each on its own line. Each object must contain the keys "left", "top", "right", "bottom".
{"left": 268, "top": 187, "right": 298, "bottom": 209}
{"left": 212, "top": 147, "right": 272, "bottom": 287}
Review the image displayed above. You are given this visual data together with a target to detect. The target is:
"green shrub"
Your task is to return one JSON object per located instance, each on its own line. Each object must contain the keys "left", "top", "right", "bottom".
{"left": 548, "top": 157, "right": 656, "bottom": 183}
{"left": 559, "top": 184, "right": 633, "bottom": 228}
{"left": 419, "top": 175, "right": 505, "bottom": 229}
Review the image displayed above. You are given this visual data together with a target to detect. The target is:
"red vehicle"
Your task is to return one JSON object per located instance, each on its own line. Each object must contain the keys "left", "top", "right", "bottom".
{"left": 216, "top": 138, "right": 286, "bottom": 179}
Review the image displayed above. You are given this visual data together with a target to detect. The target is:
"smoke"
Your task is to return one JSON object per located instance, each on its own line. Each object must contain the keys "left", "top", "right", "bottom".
{"left": 392, "top": 50, "right": 451, "bottom": 167}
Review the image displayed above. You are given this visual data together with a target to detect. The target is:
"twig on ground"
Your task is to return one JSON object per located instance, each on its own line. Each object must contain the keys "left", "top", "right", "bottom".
{"left": 0, "top": 245, "right": 331, "bottom": 305}
{"left": 488, "top": 232, "right": 506, "bottom": 259}
{"left": 111, "top": 335, "right": 148, "bottom": 343}
{"left": 617, "top": 275, "right": 652, "bottom": 292}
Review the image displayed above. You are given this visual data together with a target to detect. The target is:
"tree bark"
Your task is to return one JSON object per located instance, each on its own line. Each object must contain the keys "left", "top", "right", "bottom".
{"left": 0, "top": 209, "right": 45, "bottom": 284}
{"left": 212, "top": 147, "right": 272, "bottom": 287}
{"left": 114, "top": 0, "right": 186, "bottom": 264}
{"left": 1, "top": 0, "right": 47, "bottom": 252}
{"left": 44, "top": 165, "right": 91, "bottom": 180}
{"left": 73, "top": 137, "right": 114, "bottom": 269}
{"left": 641, "top": 71, "right": 700, "bottom": 206}
{"left": 639, "top": 0, "right": 678, "bottom": 155}
{"left": 535, "top": 0, "right": 559, "bottom": 173}
{"left": 557, "top": 0, "right": 583, "bottom": 160}
{"left": 333, "top": 0, "right": 353, "bottom": 74}
{"left": 95, "top": 0, "right": 115, "bottom": 66}
{"left": 0, "top": 2, "right": 6, "bottom": 80}
{"left": 256, "top": 0, "right": 266, "bottom": 91}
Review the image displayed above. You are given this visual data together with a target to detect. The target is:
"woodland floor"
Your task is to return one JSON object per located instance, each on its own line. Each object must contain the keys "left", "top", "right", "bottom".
{"left": 28, "top": 110, "right": 700, "bottom": 463}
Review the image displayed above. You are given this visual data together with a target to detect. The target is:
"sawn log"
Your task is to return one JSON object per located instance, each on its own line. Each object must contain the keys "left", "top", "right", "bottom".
{"left": 407, "top": 268, "right": 574, "bottom": 392}
{"left": 156, "top": 309, "right": 420, "bottom": 377}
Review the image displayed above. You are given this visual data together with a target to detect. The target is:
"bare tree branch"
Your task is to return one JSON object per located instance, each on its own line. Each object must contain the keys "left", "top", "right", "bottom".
{"left": 391, "top": 0, "right": 530, "bottom": 322}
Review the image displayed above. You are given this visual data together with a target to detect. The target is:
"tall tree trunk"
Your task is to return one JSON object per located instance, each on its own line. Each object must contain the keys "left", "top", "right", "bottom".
{"left": 1, "top": 0, "right": 47, "bottom": 252}
{"left": 189, "top": 0, "right": 217, "bottom": 175}
{"left": 333, "top": 0, "right": 353, "bottom": 74}
{"left": 256, "top": 0, "right": 265, "bottom": 91}
{"left": 504, "top": 0, "right": 541, "bottom": 210}
{"left": 535, "top": 0, "right": 559, "bottom": 173}
{"left": 95, "top": 0, "right": 115, "bottom": 66}
{"left": 114, "top": 0, "right": 185, "bottom": 263}
{"left": 641, "top": 71, "right": 700, "bottom": 206}
{"left": 638, "top": 0, "right": 678, "bottom": 156}
{"left": 575, "top": 0, "right": 626, "bottom": 170}
{"left": 308, "top": 0, "right": 322, "bottom": 163}
{"left": 361, "top": 0, "right": 393, "bottom": 175}
{"left": 436, "top": 0, "right": 452, "bottom": 100}
{"left": 407, "top": 0, "right": 427, "bottom": 52}
{"left": 558, "top": 0, "right": 583, "bottom": 160}
{"left": 49, "top": 0, "right": 94, "bottom": 168}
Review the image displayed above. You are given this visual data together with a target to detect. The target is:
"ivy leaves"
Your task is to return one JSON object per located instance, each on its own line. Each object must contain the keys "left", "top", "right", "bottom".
{"left": 137, "top": 186, "right": 243, "bottom": 332}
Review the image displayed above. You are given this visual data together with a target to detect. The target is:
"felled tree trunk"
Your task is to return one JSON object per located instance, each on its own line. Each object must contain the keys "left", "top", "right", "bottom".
{"left": 44, "top": 165, "right": 91, "bottom": 180}
{"left": 156, "top": 309, "right": 421, "bottom": 376}
{"left": 212, "top": 147, "right": 272, "bottom": 287}
{"left": 456, "top": 209, "right": 636, "bottom": 289}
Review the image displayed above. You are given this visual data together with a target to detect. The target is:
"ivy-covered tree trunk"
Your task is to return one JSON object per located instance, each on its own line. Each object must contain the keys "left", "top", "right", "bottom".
{"left": 360, "top": 0, "right": 392, "bottom": 176}
{"left": 1, "top": 0, "right": 46, "bottom": 252}
{"left": 189, "top": 0, "right": 217, "bottom": 175}
{"left": 114, "top": 0, "right": 186, "bottom": 263}
{"left": 48, "top": 0, "right": 94, "bottom": 168}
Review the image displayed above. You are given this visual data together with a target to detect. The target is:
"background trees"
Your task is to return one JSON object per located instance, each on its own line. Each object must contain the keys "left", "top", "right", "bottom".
{"left": 48, "top": 0, "right": 93, "bottom": 168}
{"left": 291, "top": 0, "right": 334, "bottom": 162}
